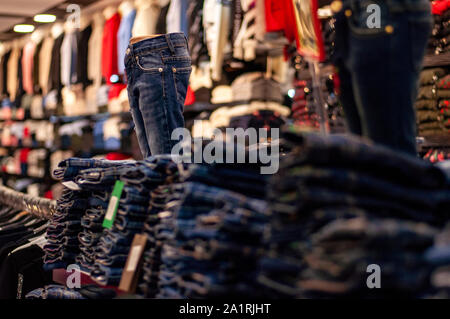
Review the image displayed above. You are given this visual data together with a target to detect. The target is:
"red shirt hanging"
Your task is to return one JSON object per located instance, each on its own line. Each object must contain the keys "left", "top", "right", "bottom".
{"left": 102, "top": 13, "right": 121, "bottom": 85}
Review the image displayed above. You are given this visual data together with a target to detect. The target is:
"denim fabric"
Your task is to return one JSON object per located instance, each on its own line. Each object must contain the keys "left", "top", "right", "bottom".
{"left": 125, "top": 32, "right": 191, "bottom": 157}
{"left": 25, "top": 285, "right": 85, "bottom": 299}
{"left": 182, "top": 164, "right": 268, "bottom": 199}
{"left": 281, "top": 129, "right": 448, "bottom": 189}
{"left": 52, "top": 157, "right": 136, "bottom": 181}
{"left": 333, "top": 0, "right": 432, "bottom": 155}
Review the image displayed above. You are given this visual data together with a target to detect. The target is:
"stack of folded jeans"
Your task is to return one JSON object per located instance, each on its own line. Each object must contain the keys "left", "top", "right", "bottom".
{"left": 44, "top": 158, "right": 135, "bottom": 271}
{"left": 138, "top": 183, "right": 179, "bottom": 298}
{"left": 43, "top": 187, "right": 89, "bottom": 270}
{"left": 70, "top": 157, "right": 177, "bottom": 286}
{"left": 258, "top": 128, "right": 450, "bottom": 298}
{"left": 46, "top": 157, "right": 176, "bottom": 286}
{"left": 137, "top": 158, "right": 271, "bottom": 298}
{"left": 76, "top": 191, "right": 109, "bottom": 272}
{"left": 25, "top": 284, "right": 85, "bottom": 299}
{"left": 423, "top": 222, "right": 450, "bottom": 298}
{"left": 415, "top": 67, "right": 448, "bottom": 136}
{"left": 155, "top": 181, "right": 269, "bottom": 298}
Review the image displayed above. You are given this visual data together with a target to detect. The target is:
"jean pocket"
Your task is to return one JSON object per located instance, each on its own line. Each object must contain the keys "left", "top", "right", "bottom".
{"left": 172, "top": 66, "right": 192, "bottom": 105}
{"left": 135, "top": 53, "right": 164, "bottom": 73}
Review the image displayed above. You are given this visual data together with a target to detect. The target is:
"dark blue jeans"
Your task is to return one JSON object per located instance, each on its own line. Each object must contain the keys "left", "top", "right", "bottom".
{"left": 125, "top": 33, "right": 192, "bottom": 157}
{"left": 333, "top": 0, "right": 432, "bottom": 155}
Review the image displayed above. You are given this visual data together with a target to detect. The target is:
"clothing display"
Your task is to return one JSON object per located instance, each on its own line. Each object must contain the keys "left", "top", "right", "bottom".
{"left": 0, "top": 0, "right": 450, "bottom": 303}
{"left": 125, "top": 33, "right": 191, "bottom": 157}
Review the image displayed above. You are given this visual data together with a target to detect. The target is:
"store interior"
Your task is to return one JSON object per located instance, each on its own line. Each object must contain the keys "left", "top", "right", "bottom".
{"left": 0, "top": 0, "right": 449, "bottom": 299}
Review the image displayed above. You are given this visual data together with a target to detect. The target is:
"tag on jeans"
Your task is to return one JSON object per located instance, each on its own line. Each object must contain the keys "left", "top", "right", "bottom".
{"left": 62, "top": 181, "right": 81, "bottom": 191}
{"left": 126, "top": 245, "right": 143, "bottom": 272}
{"left": 102, "top": 180, "right": 124, "bottom": 229}
{"left": 119, "top": 234, "right": 147, "bottom": 293}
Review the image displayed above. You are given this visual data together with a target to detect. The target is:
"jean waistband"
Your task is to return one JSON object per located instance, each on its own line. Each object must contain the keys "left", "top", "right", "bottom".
{"left": 125, "top": 32, "right": 188, "bottom": 62}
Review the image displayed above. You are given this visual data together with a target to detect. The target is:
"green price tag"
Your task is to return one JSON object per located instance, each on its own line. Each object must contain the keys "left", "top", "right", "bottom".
{"left": 102, "top": 180, "right": 125, "bottom": 229}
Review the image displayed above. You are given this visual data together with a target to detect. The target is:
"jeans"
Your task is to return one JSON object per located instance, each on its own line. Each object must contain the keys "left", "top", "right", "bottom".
{"left": 53, "top": 157, "right": 136, "bottom": 181}
{"left": 333, "top": 0, "right": 432, "bottom": 155}
{"left": 281, "top": 130, "right": 448, "bottom": 189}
{"left": 25, "top": 285, "right": 85, "bottom": 299}
{"left": 125, "top": 33, "right": 192, "bottom": 157}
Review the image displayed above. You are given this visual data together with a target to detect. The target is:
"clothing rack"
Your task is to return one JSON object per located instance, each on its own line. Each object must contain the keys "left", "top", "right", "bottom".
{"left": 0, "top": 184, "right": 56, "bottom": 219}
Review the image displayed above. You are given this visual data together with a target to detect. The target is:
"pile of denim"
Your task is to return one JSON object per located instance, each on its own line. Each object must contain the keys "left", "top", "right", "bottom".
{"left": 423, "top": 222, "right": 450, "bottom": 298}
{"left": 25, "top": 284, "right": 117, "bottom": 299}
{"left": 43, "top": 187, "right": 89, "bottom": 270}
{"left": 25, "top": 284, "right": 85, "bottom": 299}
{"left": 258, "top": 129, "right": 450, "bottom": 298}
{"left": 44, "top": 156, "right": 179, "bottom": 286}
{"left": 136, "top": 158, "right": 271, "bottom": 298}
{"left": 155, "top": 181, "right": 269, "bottom": 298}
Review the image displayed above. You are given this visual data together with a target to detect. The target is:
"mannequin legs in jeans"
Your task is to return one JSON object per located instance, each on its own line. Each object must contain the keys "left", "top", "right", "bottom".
{"left": 333, "top": 0, "right": 432, "bottom": 155}
{"left": 125, "top": 33, "right": 192, "bottom": 157}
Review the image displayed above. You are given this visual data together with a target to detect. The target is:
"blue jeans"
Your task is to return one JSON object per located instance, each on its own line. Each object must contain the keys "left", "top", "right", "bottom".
{"left": 53, "top": 158, "right": 136, "bottom": 181}
{"left": 125, "top": 33, "right": 192, "bottom": 157}
{"left": 333, "top": 0, "right": 432, "bottom": 155}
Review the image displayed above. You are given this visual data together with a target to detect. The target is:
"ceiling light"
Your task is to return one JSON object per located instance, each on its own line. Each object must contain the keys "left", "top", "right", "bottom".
{"left": 34, "top": 14, "right": 56, "bottom": 23}
{"left": 13, "top": 24, "right": 35, "bottom": 33}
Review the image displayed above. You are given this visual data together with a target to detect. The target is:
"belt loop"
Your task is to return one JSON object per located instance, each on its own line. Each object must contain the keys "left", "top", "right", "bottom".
{"left": 165, "top": 33, "right": 176, "bottom": 55}
{"left": 126, "top": 43, "right": 134, "bottom": 65}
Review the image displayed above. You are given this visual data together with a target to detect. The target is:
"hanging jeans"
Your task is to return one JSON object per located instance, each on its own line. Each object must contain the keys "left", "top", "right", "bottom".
{"left": 333, "top": 0, "right": 432, "bottom": 155}
{"left": 125, "top": 32, "right": 192, "bottom": 158}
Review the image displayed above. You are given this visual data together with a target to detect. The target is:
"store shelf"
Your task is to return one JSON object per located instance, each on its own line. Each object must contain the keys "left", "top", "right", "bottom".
{"left": 422, "top": 51, "right": 450, "bottom": 68}
{"left": 417, "top": 133, "right": 450, "bottom": 151}
{"left": 0, "top": 111, "right": 132, "bottom": 124}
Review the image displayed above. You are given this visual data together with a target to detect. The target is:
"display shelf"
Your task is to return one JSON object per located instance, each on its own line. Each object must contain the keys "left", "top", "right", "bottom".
{"left": 422, "top": 51, "right": 450, "bottom": 68}
{"left": 417, "top": 133, "right": 450, "bottom": 151}
{"left": 0, "top": 111, "right": 132, "bottom": 123}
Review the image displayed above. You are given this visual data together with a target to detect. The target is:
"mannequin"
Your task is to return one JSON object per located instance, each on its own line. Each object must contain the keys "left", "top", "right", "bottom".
{"left": 103, "top": 5, "right": 117, "bottom": 20}
{"left": 132, "top": 0, "right": 160, "bottom": 37}
{"left": 119, "top": 0, "right": 135, "bottom": 16}
{"left": 51, "top": 23, "right": 64, "bottom": 39}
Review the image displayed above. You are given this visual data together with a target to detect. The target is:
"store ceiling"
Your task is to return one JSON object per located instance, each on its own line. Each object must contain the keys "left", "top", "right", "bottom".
{"left": 0, "top": 0, "right": 97, "bottom": 41}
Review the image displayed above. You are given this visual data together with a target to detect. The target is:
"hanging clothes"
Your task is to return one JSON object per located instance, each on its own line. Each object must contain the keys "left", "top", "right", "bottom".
{"left": 117, "top": 8, "right": 136, "bottom": 75}
{"left": 21, "top": 41, "right": 36, "bottom": 95}
{"left": 166, "top": 0, "right": 189, "bottom": 36}
{"left": 60, "top": 30, "right": 79, "bottom": 87}
{"left": 38, "top": 36, "right": 54, "bottom": 96}
{"left": 88, "top": 13, "right": 105, "bottom": 88}
{"left": 76, "top": 24, "right": 93, "bottom": 89}
{"left": 7, "top": 45, "right": 20, "bottom": 102}
{"left": 101, "top": 12, "right": 121, "bottom": 85}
